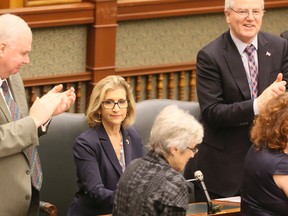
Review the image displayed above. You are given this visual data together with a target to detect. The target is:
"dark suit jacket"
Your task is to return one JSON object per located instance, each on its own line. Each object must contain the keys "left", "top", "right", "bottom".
{"left": 0, "top": 74, "right": 40, "bottom": 215}
{"left": 184, "top": 30, "right": 288, "bottom": 197}
{"left": 67, "top": 124, "right": 145, "bottom": 216}
{"left": 280, "top": 30, "right": 288, "bottom": 41}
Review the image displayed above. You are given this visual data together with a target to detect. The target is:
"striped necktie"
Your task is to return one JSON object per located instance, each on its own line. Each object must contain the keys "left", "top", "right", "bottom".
{"left": 1, "top": 80, "right": 43, "bottom": 190}
{"left": 244, "top": 44, "right": 258, "bottom": 99}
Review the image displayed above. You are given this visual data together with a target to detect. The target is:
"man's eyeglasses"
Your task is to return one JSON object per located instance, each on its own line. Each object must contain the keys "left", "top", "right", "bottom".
{"left": 102, "top": 99, "right": 129, "bottom": 109}
{"left": 229, "top": 8, "right": 265, "bottom": 17}
{"left": 187, "top": 146, "right": 198, "bottom": 154}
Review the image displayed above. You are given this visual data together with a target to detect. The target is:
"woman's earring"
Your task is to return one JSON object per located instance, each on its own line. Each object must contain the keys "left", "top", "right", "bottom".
{"left": 98, "top": 114, "right": 101, "bottom": 121}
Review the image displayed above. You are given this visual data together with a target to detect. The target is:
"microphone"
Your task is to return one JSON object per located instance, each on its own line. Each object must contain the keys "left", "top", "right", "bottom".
{"left": 194, "top": 170, "right": 223, "bottom": 214}
{"left": 186, "top": 178, "right": 198, "bottom": 182}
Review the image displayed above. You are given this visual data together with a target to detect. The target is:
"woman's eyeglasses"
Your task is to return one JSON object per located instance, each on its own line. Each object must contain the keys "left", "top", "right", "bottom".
{"left": 102, "top": 99, "right": 129, "bottom": 109}
{"left": 187, "top": 146, "right": 198, "bottom": 154}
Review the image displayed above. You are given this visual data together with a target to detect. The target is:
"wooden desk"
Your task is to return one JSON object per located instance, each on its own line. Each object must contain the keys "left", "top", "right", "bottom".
{"left": 186, "top": 200, "right": 240, "bottom": 216}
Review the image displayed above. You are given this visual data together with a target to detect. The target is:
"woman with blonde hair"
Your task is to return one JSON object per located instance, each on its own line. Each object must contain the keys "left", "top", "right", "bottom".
{"left": 68, "top": 75, "right": 144, "bottom": 216}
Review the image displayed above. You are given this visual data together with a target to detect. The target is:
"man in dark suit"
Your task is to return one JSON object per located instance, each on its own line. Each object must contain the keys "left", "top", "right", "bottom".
{"left": 184, "top": 0, "right": 288, "bottom": 201}
{"left": 0, "top": 14, "right": 76, "bottom": 215}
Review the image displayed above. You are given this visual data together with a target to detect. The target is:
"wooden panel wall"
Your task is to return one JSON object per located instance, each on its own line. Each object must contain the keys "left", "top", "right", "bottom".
{"left": 0, "top": 0, "right": 81, "bottom": 8}
{"left": 1, "top": 0, "right": 288, "bottom": 112}
{"left": 24, "top": 0, "right": 81, "bottom": 7}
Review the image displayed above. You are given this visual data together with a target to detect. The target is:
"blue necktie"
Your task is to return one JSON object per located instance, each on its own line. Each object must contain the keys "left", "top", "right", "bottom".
{"left": 1, "top": 80, "right": 43, "bottom": 190}
{"left": 244, "top": 44, "right": 258, "bottom": 99}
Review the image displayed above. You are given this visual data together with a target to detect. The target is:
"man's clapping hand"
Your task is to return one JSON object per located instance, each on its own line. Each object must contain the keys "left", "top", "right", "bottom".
{"left": 29, "top": 84, "right": 76, "bottom": 127}
{"left": 257, "top": 73, "right": 287, "bottom": 113}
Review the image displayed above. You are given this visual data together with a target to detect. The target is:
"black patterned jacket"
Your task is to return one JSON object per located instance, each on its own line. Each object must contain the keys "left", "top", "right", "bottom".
{"left": 113, "top": 151, "right": 192, "bottom": 216}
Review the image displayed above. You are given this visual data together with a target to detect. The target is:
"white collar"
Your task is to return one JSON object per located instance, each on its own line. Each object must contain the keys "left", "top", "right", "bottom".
{"left": 230, "top": 30, "right": 258, "bottom": 54}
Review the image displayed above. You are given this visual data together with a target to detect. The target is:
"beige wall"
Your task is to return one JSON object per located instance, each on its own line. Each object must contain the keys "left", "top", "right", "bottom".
{"left": 20, "top": 7, "right": 288, "bottom": 78}
{"left": 21, "top": 25, "right": 87, "bottom": 78}
{"left": 116, "top": 8, "right": 288, "bottom": 68}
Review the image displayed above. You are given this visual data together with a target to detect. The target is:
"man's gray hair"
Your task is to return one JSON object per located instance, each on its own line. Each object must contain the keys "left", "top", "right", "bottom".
{"left": 224, "top": 0, "right": 265, "bottom": 11}
{"left": 0, "top": 14, "right": 31, "bottom": 45}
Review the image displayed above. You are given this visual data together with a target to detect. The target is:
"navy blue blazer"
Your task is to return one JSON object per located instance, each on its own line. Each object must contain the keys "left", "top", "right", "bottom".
{"left": 67, "top": 124, "right": 145, "bottom": 216}
{"left": 184, "top": 30, "right": 288, "bottom": 198}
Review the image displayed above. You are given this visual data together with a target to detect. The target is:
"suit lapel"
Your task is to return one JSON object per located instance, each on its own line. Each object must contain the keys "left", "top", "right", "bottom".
{"left": 8, "top": 74, "right": 28, "bottom": 116}
{"left": 122, "top": 129, "right": 132, "bottom": 165}
{"left": 224, "top": 32, "right": 272, "bottom": 98}
{"left": 0, "top": 91, "right": 12, "bottom": 122}
{"left": 0, "top": 78, "right": 16, "bottom": 122}
{"left": 257, "top": 33, "right": 271, "bottom": 94}
{"left": 223, "top": 32, "right": 251, "bottom": 100}
{"left": 98, "top": 125, "right": 123, "bottom": 175}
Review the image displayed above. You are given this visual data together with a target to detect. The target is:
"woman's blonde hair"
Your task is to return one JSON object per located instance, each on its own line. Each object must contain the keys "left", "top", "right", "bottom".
{"left": 86, "top": 75, "right": 136, "bottom": 128}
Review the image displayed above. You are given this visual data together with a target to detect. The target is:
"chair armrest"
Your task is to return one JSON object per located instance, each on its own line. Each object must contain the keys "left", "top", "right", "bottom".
{"left": 40, "top": 201, "right": 58, "bottom": 216}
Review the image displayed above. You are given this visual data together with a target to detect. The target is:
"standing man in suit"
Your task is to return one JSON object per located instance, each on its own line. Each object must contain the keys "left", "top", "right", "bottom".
{"left": 184, "top": 0, "right": 288, "bottom": 201}
{"left": 0, "top": 13, "right": 76, "bottom": 215}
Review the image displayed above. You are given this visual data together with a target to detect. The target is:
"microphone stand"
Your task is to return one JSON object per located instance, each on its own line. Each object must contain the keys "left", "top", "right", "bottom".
{"left": 198, "top": 180, "right": 213, "bottom": 214}
{"left": 194, "top": 170, "right": 223, "bottom": 215}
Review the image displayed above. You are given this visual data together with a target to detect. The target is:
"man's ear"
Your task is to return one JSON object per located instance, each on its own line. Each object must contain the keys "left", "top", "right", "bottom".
{"left": 225, "top": 10, "right": 231, "bottom": 24}
{"left": 0, "top": 42, "right": 7, "bottom": 57}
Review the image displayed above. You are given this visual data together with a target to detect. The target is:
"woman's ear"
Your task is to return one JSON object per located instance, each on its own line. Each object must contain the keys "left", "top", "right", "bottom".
{"left": 169, "top": 146, "right": 178, "bottom": 156}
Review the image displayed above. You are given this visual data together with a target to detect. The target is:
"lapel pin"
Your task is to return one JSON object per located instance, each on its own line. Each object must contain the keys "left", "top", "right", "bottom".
{"left": 126, "top": 139, "right": 129, "bottom": 145}
{"left": 266, "top": 51, "right": 271, "bottom": 56}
